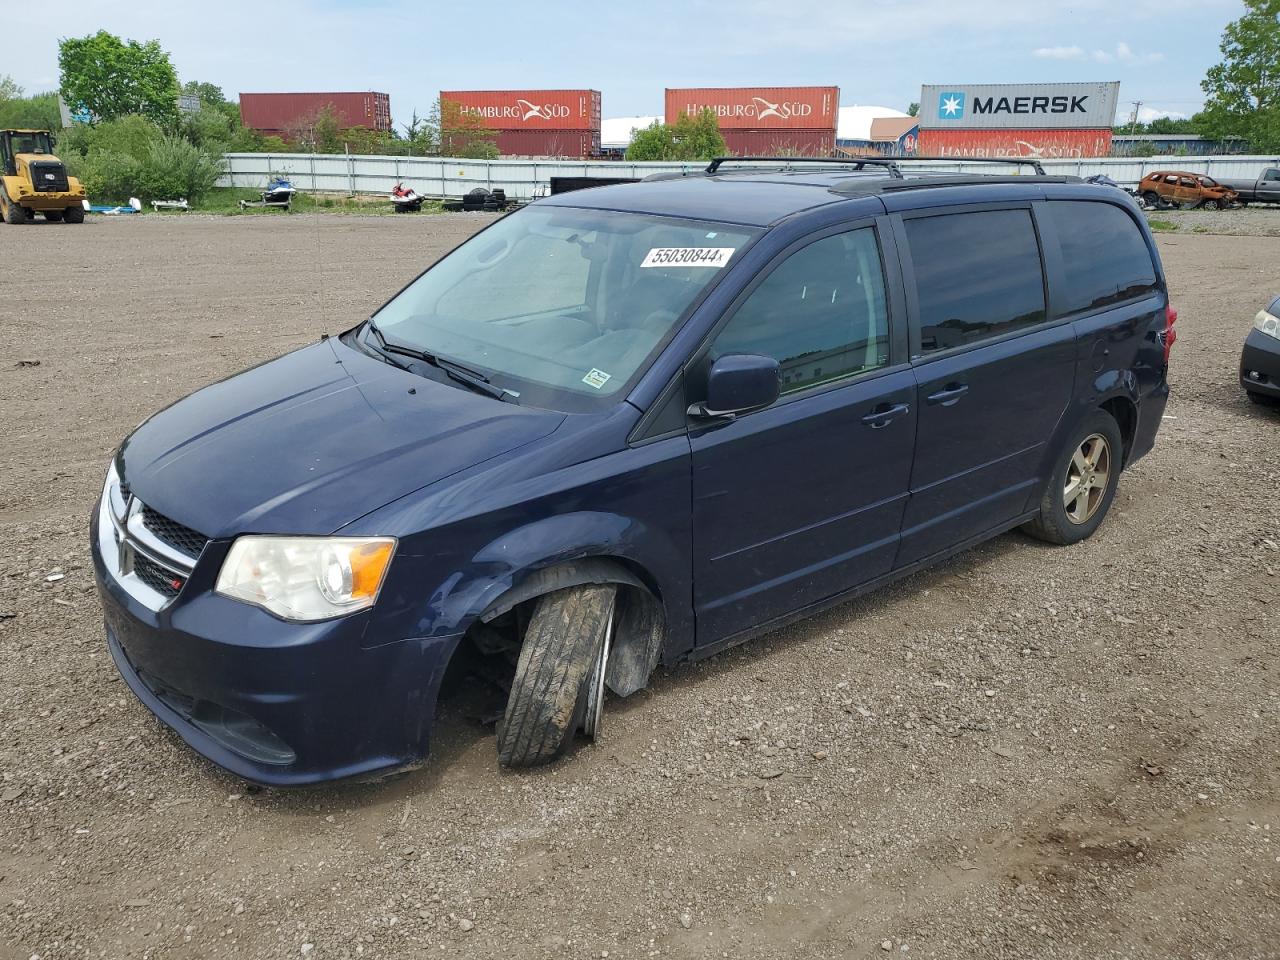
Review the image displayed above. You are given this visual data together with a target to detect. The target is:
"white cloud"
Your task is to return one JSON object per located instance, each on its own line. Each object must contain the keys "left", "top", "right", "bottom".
{"left": 1135, "top": 105, "right": 1189, "bottom": 122}
{"left": 1033, "top": 45, "right": 1086, "bottom": 60}
{"left": 1092, "top": 42, "right": 1164, "bottom": 64}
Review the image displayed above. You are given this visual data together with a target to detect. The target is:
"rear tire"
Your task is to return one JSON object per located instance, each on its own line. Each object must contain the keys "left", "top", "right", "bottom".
{"left": 1142, "top": 191, "right": 1160, "bottom": 208}
{"left": 496, "top": 585, "right": 616, "bottom": 768}
{"left": 1022, "top": 410, "right": 1123, "bottom": 546}
{"left": 64, "top": 205, "right": 84, "bottom": 224}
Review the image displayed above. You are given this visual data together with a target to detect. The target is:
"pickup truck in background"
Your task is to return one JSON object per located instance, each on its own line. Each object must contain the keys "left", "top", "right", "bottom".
{"left": 1215, "top": 166, "right": 1280, "bottom": 205}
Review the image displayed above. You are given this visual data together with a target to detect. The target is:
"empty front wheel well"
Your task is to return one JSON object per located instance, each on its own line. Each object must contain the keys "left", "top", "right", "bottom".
{"left": 453, "top": 558, "right": 666, "bottom": 703}
{"left": 1100, "top": 397, "right": 1137, "bottom": 466}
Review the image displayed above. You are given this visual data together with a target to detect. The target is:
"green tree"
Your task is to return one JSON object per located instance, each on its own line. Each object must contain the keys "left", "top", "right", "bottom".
{"left": 180, "top": 80, "right": 227, "bottom": 108}
{"left": 1112, "top": 117, "right": 1198, "bottom": 135}
{"left": 283, "top": 104, "right": 344, "bottom": 153}
{"left": 58, "top": 31, "right": 180, "bottom": 126}
{"left": 626, "top": 109, "right": 727, "bottom": 161}
{"left": 0, "top": 75, "right": 22, "bottom": 102}
{"left": 437, "top": 99, "right": 498, "bottom": 159}
{"left": 1195, "top": 0, "right": 1280, "bottom": 151}
{"left": 0, "top": 92, "right": 62, "bottom": 131}
{"left": 907, "top": 102, "right": 919, "bottom": 117}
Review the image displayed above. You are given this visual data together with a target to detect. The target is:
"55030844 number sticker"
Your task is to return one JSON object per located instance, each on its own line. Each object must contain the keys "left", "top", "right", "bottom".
{"left": 640, "top": 247, "right": 736, "bottom": 269}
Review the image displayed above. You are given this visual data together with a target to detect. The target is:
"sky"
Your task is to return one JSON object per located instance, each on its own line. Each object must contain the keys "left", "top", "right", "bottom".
{"left": 8, "top": 0, "right": 1245, "bottom": 129}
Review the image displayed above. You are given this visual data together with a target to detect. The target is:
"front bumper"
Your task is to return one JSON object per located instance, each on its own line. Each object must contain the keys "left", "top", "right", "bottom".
{"left": 91, "top": 502, "right": 460, "bottom": 785}
{"left": 1241, "top": 328, "right": 1280, "bottom": 400}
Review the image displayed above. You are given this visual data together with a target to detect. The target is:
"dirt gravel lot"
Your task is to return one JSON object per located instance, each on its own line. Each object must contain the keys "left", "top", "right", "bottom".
{"left": 1, "top": 212, "right": 1278, "bottom": 960}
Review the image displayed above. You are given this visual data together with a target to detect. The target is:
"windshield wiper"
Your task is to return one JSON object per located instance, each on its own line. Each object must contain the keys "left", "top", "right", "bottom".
{"left": 366, "top": 320, "right": 520, "bottom": 403}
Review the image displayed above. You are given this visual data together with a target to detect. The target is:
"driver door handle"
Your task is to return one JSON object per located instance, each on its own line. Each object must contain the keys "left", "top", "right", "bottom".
{"left": 861, "top": 402, "right": 911, "bottom": 429}
{"left": 926, "top": 382, "right": 969, "bottom": 406}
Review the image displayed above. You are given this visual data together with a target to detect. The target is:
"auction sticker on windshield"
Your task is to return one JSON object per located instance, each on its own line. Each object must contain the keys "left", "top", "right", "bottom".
{"left": 640, "top": 247, "right": 736, "bottom": 269}
{"left": 582, "top": 368, "right": 612, "bottom": 389}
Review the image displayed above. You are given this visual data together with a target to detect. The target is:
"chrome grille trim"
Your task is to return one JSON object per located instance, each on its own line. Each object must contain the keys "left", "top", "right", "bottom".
{"left": 99, "top": 464, "right": 196, "bottom": 612}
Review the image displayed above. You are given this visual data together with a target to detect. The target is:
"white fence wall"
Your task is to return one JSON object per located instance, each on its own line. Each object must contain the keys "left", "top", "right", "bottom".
{"left": 220, "top": 152, "right": 1280, "bottom": 200}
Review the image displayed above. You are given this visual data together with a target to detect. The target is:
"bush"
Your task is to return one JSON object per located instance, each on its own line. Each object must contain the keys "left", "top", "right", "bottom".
{"left": 61, "top": 115, "right": 224, "bottom": 202}
{"left": 137, "top": 134, "right": 224, "bottom": 200}
{"left": 625, "top": 109, "right": 727, "bottom": 162}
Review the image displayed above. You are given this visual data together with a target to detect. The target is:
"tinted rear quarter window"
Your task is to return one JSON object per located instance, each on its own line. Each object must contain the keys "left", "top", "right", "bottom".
{"left": 905, "top": 209, "right": 1046, "bottom": 354}
{"left": 1047, "top": 201, "right": 1157, "bottom": 314}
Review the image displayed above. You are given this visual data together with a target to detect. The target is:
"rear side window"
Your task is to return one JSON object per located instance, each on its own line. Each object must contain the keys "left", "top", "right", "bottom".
{"left": 905, "top": 209, "right": 1046, "bottom": 354}
{"left": 1048, "top": 201, "right": 1157, "bottom": 314}
{"left": 710, "top": 227, "right": 889, "bottom": 394}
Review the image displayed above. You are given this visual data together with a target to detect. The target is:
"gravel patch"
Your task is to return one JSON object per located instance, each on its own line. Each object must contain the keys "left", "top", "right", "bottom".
{"left": 1145, "top": 205, "right": 1280, "bottom": 237}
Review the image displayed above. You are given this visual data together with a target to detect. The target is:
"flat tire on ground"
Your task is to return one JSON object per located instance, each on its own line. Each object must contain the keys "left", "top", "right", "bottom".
{"left": 496, "top": 584, "right": 616, "bottom": 768}
{"left": 1023, "top": 410, "right": 1123, "bottom": 546}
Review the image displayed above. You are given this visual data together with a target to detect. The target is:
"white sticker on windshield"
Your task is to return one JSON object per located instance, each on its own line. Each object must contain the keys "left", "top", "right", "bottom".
{"left": 582, "top": 368, "right": 612, "bottom": 389}
{"left": 641, "top": 247, "right": 736, "bottom": 269}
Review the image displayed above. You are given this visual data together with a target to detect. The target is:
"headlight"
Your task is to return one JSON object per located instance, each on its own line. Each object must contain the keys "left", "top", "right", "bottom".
{"left": 215, "top": 536, "right": 396, "bottom": 621}
{"left": 1255, "top": 309, "right": 1280, "bottom": 341}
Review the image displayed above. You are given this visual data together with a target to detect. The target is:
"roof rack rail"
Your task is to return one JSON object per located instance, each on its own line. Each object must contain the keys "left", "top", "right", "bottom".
{"left": 899, "top": 155, "right": 1047, "bottom": 176}
{"left": 705, "top": 156, "right": 904, "bottom": 179}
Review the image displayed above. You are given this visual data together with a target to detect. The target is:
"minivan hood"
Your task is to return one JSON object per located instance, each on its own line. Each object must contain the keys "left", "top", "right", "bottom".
{"left": 117, "top": 338, "right": 565, "bottom": 538}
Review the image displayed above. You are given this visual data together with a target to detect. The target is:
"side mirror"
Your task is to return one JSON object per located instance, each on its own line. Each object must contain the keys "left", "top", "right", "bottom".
{"left": 689, "top": 354, "right": 780, "bottom": 419}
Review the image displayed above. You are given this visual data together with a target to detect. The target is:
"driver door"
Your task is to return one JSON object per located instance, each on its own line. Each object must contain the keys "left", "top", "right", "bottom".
{"left": 689, "top": 221, "right": 916, "bottom": 645}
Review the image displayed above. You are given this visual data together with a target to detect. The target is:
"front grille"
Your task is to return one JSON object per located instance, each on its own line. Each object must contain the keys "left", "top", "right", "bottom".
{"left": 118, "top": 479, "right": 131, "bottom": 503}
{"left": 141, "top": 506, "right": 209, "bottom": 560}
{"left": 134, "top": 554, "right": 184, "bottom": 598}
{"left": 29, "top": 161, "right": 68, "bottom": 192}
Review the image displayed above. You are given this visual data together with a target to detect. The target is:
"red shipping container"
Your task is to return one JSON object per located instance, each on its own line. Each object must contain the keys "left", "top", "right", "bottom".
{"left": 665, "top": 87, "right": 838, "bottom": 131}
{"left": 721, "top": 129, "right": 835, "bottom": 157}
{"left": 239, "top": 92, "right": 391, "bottom": 136}
{"left": 492, "top": 129, "right": 599, "bottom": 158}
{"left": 918, "top": 128, "right": 1112, "bottom": 160}
{"left": 441, "top": 90, "right": 601, "bottom": 132}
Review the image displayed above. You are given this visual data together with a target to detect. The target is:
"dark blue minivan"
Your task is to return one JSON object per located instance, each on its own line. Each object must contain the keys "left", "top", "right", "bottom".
{"left": 91, "top": 159, "right": 1175, "bottom": 784}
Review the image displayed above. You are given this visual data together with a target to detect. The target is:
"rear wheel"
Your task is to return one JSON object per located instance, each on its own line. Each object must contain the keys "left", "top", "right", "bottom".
{"left": 42, "top": 210, "right": 64, "bottom": 222}
{"left": 1142, "top": 191, "right": 1160, "bottom": 208}
{"left": 1023, "top": 410, "right": 1123, "bottom": 546}
{"left": 63, "top": 205, "right": 84, "bottom": 224}
{"left": 496, "top": 585, "right": 616, "bottom": 768}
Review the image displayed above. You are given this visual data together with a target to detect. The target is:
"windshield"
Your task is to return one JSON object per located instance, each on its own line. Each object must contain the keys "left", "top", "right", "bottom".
{"left": 369, "top": 205, "right": 758, "bottom": 407}
{"left": 11, "top": 132, "right": 53, "bottom": 155}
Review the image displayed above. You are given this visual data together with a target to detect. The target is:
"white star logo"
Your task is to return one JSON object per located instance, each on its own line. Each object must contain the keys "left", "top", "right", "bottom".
{"left": 941, "top": 95, "right": 962, "bottom": 117}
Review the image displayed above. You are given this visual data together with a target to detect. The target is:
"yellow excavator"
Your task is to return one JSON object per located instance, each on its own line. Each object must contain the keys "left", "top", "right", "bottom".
{"left": 1, "top": 128, "right": 86, "bottom": 224}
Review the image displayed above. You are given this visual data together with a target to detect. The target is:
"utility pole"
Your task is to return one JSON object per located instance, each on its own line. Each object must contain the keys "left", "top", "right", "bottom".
{"left": 1128, "top": 101, "right": 1143, "bottom": 136}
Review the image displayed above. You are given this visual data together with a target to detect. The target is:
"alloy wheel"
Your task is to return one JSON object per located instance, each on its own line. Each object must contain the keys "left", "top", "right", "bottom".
{"left": 1064, "top": 433, "right": 1111, "bottom": 525}
{"left": 581, "top": 606, "right": 614, "bottom": 739}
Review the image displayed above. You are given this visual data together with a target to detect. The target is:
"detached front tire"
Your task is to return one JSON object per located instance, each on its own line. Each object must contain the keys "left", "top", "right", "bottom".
{"left": 497, "top": 585, "right": 616, "bottom": 768}
{"left": 1023, "top": 410, "right": 1123, "bottom": 546}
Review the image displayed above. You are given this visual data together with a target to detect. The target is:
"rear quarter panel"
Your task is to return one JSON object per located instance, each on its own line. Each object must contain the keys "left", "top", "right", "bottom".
{"left": 1035, "top": 186, "right": 1170, "bottom": 469}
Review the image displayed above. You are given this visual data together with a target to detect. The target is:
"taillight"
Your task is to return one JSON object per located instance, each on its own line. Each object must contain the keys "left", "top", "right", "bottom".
{"left": 1162, "top": 304, "right": 1177, "bottom": 362}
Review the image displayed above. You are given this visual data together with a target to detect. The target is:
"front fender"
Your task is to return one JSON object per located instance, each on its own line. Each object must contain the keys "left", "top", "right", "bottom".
{"left": 419, "top": 510, "right": 669, "bottom": 640}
